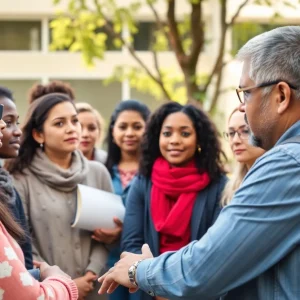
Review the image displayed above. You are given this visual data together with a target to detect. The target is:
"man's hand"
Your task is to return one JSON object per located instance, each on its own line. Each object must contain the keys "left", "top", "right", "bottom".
{"left": 74, "top": 271, "right": 97, "bottom": 300}
{"left": 92, "top": 217, "right": 123, "bottom": 244}
{"left": 98, "top": 244, "right": 153, "bottom": 295}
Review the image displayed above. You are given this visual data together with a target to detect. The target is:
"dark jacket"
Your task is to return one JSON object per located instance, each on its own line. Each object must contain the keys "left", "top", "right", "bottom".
{"left": 121, "top": 174, "right": 227, "bottom": 300}
{"left": 9, "top": 190, "right": 33, "bottom": 269}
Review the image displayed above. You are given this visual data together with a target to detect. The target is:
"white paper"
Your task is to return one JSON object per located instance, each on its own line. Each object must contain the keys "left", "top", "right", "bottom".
{"left": 71, "top": 184, "right": 125, "bottom": 231}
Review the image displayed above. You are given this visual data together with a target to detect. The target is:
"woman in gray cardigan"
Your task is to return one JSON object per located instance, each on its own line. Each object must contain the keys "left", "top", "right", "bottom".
{"left": 8, "top": 93, "right": 113, "bottom": 300}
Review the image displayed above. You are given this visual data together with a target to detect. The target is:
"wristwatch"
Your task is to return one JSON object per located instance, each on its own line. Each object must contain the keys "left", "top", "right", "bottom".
{"left": 128, "top": 260, "right": 143, "bottom": 286}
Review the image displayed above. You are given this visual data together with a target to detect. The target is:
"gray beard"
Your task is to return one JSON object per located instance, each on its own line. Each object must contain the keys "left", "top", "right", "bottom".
{"left": 249, "top": 132, "right": 264, "bottom": 148}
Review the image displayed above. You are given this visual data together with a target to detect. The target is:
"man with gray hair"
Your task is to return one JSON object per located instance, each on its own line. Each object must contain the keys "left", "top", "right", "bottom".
{"left": 98, "top": 26, "right": 300, "bottom": 299}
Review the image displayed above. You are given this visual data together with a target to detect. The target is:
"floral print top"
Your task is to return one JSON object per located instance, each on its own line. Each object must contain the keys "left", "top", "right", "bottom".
{"left": 0, "top": 222, "right": 78, "bottom": 300}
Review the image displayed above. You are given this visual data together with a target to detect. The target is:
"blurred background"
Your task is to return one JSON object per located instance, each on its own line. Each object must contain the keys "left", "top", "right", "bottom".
{"left": 0, "top": 0, "right": 299, "bottom": 130}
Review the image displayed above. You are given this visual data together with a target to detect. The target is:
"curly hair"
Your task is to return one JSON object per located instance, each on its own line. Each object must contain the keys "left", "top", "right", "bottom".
{"left": 139, "top": 102, "right": 226, "bottom": 180}
{"left": 105, "top": 100, "right": 151, "bottom": 176}
{"left": 28, "top": 81, "right": 75, "bottom": 103}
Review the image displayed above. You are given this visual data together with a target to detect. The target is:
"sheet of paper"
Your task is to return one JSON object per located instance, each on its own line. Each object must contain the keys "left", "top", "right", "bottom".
{"left": 71, "top": 184, "right": 125, "bottom": 231}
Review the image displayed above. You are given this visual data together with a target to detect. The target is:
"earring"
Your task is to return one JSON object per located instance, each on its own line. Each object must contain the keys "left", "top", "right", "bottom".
{"left": 197, "top": 145, "right": 201, "bottom": 154}
{"left": 40, "top": 143, "right": 44, "bottom": 149}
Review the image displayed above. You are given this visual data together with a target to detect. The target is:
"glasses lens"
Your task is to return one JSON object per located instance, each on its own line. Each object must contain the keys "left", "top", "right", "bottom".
{"left": 239, "top": 129, "right": 250, "bottom": 139}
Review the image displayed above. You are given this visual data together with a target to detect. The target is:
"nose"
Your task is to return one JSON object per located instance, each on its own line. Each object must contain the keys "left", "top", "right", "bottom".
{"left": 13, "top": 125, "right": 22, "bottom": 137}
{"left": 170, "top": 132, "right": 180, "bottom": 144}
{"left": 239, "top": 103, "right": 245, "bottom": 113}
{"left": 81, "top": 127, "right": 89, "bottom": 137}
{"left": 0, "top": 120, "right": 6, "bottom": 131}
{"left": 66, "top": 121, "right": 77, "bottom": 133}
{"left": 232, "top": 132, "right": 242, "bottom": 144}
{"left": 125, "top": 127, "right": 134, "bottom": 136}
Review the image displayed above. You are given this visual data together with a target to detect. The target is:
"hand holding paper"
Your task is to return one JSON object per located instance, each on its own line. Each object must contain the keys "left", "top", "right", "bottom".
{"left": 92, "top": 217, "right": 123, "bottom": 244}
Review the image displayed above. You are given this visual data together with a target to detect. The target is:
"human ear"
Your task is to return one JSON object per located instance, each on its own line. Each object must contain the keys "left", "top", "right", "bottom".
{"left": 32, "top": 129, "right": 45, "bottom": 144}
{"left": 277, "top": 82, "right": 291, "bottom": 115}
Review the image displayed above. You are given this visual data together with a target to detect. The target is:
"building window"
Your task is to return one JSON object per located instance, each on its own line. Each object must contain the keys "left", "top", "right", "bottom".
{"left": 0, "top": 21, "right": 41, "bottom": 51}
{"left": 133, "top": 22, "right": 156, "bottom": 51}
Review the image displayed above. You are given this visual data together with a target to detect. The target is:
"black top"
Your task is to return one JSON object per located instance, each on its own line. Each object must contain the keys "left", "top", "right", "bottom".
{"left": 8, "top": 190, "right": 33, "bottom": 269}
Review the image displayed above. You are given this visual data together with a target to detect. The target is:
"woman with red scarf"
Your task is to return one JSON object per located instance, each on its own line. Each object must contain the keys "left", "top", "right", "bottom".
{"left": 121, "top": 102, "right": 227, "bottom": 300}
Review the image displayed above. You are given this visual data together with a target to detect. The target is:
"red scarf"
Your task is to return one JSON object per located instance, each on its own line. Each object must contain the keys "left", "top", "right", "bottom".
{"left": 151, "top": 157, "right": 211, "bottom": 253}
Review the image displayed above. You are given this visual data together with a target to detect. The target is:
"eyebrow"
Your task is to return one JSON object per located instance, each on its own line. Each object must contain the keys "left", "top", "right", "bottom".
{"left": 52, "top": 114, "right": 77, "bottom": 121}
{"left": 228, "top": 125, "right": 247, "bottom": 130}
{"left": 3, "top": 114, "right": 18, "bottom": 118}
{"left": 163, "top": 125, "right": 191, "bottom": 129}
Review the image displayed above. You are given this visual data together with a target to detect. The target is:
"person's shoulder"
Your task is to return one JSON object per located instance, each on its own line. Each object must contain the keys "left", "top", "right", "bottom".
{"left": 11, "top": 168, "right": 31, "bottom": 182}
{"left": 93, "top": 148, "right": 107, "bottom": 164}
{"left": 206, "top": 173, "right": 228, "bottom": 190}
{"left": 272, "top": 142, "right": 300, "bottom": 165}
{"left": 131, "top": 175, "right": 151, "bottom": 189}
{"left": 86, "top": 159, "right": 109, "bottom": 175}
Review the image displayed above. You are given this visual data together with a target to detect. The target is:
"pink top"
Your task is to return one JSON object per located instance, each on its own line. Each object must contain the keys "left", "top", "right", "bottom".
{"left": 0, "top": 221, "right": 78, "bottom": 300}
{"left": 119, "top": 168, "right": 137, "bottom": 189}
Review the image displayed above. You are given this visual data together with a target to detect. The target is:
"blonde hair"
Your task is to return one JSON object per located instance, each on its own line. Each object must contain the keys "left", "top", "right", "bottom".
{"left": 75, "top": 102, "right": 105, "bottom": 145}
{"left": 221, "top": 107, "right": 248, "bottom": 207}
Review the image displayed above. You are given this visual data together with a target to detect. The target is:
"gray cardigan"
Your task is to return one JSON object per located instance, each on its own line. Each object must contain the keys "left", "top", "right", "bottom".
{"left": 13, "top": 153, "right": 113, "bottom": 279}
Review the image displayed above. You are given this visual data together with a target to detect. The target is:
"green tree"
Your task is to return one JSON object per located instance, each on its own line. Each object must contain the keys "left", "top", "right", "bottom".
{"left": 50, "top": 0, "right": 298, "bottom": 112}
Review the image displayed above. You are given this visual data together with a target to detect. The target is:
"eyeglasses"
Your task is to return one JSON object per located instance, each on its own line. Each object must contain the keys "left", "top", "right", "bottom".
{"left": 223, "top": 128, "right": 250, "bottom": 141}
{"left": 236, "top": 80, "right": 298, "bottom": 104}
{"left": 0, "top": 105, "right": 3, "bottom": 120}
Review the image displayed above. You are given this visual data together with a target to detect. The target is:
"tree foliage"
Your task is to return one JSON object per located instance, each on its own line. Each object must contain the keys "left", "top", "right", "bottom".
{"left": 50, "top": 0, "right": 299, "bottom": 112}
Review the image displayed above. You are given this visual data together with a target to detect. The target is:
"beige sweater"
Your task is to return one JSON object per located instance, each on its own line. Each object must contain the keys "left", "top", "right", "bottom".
{"left": 13, "top": 149, "right": 113, "bottom": 279}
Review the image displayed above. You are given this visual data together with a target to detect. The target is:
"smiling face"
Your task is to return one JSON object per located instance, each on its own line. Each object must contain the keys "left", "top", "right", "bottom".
{"left": 159, "top": 112, "right": 197, "bottom": 167}
{"left": 228, "top": 110, "right": 265, "bottom": 166}
{"left": 33, "top": 101, "right": 81, "bottom": 157}
{"left": 78, "top": 111, "right": 100, "bottom": 157}
{"left": 0, "top": 97, "right": 22, "bottom": 158}
{"left": 112, "top": 110, "right": 146, "bottom": 155}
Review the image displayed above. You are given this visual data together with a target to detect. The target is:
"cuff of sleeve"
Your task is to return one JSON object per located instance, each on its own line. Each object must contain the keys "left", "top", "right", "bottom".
{"left": 136, "top": 259, "right": 156, "bottom": 297}
{"left": 46, "top": 276, "right": 79, "bottom": 300}
{"left": 86, "top": 262, "right": 105, "bottom": 276}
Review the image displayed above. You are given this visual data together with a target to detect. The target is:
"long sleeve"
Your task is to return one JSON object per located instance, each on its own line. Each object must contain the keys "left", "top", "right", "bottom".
{"left": 13, "top": 191, "right": 33, "bottom": 269}
{"left": 121, "top": 177, "right": 146, "bottom": 254}
{"left": 0, "top": 223, "right": 78, "bottom": 300}
{"left": 136, "top": 149, "right": 300, "bottom": 299}
{"left": 13, "top": 174, "right": 46, "bottom": 263}
{"left": 86, "top": 240, "right": 108, "bottom": 275}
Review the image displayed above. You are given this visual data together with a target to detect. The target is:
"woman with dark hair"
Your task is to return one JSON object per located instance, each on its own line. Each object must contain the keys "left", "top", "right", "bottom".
{"left": 121, "top": 102, "right": 227, "bottom": 300}
{"left": 92, "top": 100, "right": 150, "bottom": 300}
{"left": 8, "top": 93, "right": 113, "bottom": 300}
{"left": 0, "top": 86, "right": 33, "bottom": 271}
{"left": 0, "top": 97, "right": 78, "bottom": 300}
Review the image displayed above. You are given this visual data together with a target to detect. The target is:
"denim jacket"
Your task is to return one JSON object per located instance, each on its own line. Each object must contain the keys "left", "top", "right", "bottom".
{"left": 136, "top": 120, "right": 300, "bottom": 300}
{"left": 107, "top": 165, "right": 134, "bottom": 268}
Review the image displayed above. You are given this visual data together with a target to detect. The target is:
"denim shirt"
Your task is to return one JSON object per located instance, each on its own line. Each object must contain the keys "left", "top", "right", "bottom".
{"left": 136, "top": 120, "right": 300, "bottom": 300}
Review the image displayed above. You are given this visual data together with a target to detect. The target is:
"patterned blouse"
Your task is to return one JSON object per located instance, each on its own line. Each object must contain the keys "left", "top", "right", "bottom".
{"left": 0, "top": 221, "right": 78, "bottom": 300}
{"left": 119, "top": 168, "right": 137, "bottom": 189}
